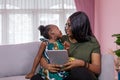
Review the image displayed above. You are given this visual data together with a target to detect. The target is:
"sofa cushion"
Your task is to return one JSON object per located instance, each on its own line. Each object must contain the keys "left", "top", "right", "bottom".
{"left": 0, "top": 75, "right": 28, "bottom": 80}
{"left": 0, "top": 42, "right": 40, "bottom": 78}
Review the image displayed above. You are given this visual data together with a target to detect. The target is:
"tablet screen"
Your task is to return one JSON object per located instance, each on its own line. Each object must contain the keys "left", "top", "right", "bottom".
{"left": 47, "top": 50, "right": 69, "bottom": 65}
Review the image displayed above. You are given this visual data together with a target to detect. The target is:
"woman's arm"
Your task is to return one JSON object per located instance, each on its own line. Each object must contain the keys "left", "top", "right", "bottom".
{"left": 88, "top": 53, "right": 101, "bottom": 74}
{"left": 63, "top": 53, "right": 101, "bottom": 74}
{"left": 25, "top": 42, "right": 46, "bottom": 79}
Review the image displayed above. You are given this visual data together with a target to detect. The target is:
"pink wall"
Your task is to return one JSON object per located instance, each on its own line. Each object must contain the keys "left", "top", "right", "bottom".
{"left": 95, "top": 0, "right": 120, "bottom": 53}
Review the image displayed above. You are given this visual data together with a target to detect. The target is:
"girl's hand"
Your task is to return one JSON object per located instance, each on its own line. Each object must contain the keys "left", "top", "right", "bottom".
{"left": 25, "top": 72, "right": 34, "bottom": 79}
{"left": 62, "top": 59, "right": 84, "bottom": 71}
{"left": 46, "top": 64, "right": 61, "bottom": 72}
{"left": 63, "top": 41, "right": 70, "bottom": 50}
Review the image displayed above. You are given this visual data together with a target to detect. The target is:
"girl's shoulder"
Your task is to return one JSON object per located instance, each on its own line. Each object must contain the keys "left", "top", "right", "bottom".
{"left": 40, "top": 41, "right": 48, "bottom": 47}
{"left": 40, "top": 38, "right": 49, "bottom": 45}
{"left": 40, "top": 38, "right": 49, "bottom": 42}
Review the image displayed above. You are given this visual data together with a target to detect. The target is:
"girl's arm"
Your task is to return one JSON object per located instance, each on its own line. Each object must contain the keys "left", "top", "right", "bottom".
{"left": 40, "top": 57, "right": 61, "bottom": 73}
{"left": 25, "top": 42, "right": 47, "bottom": 79}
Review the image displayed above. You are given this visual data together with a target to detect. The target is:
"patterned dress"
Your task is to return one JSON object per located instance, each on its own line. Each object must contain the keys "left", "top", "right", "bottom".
{"left": 39, "top": 38, "right": 68, "bottom": 80}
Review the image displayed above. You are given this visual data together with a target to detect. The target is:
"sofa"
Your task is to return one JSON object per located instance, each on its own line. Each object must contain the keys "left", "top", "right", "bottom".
{"left": 0, "top": 42, "right": 115, "bottom": 80}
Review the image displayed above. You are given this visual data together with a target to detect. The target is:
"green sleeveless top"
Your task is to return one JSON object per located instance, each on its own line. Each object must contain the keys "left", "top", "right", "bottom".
{"left": 39, "top": 38, "right": 68, "bottom": 80}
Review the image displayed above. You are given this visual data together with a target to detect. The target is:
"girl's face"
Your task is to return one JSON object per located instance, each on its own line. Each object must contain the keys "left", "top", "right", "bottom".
{"left": 49, "top": 25, "right": 62, "bottom": 39}
{"left": 65, "top": 19, "right": 72, "bottom": 37}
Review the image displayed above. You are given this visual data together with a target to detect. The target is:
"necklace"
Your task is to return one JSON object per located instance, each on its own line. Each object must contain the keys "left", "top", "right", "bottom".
{"left": 53, "top": 42, "right": 58, "bottom": 50}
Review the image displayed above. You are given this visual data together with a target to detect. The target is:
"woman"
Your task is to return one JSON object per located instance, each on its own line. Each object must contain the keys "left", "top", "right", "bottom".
{"left": 29, "top": 11, "right": 101, "bottom": 80}
{"left": 61, "top": 11, "right": 101, "bottom": 80}
{"left": 40, "top": 11, "right": 101, "bottom": 80}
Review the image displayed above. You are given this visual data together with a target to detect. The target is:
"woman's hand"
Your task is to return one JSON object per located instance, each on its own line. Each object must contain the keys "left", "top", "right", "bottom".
{"left": 62, "top": 59, "right": 84, "bottom": 71}
{"left": 46, "top": 64, "right": 61, "bottom": 72}
{"left": 25, "top": 72, "right": 34, "bottom": 79}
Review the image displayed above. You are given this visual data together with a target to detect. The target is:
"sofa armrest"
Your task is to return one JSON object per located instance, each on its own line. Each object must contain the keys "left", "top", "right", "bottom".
{"left": 99, "top": 54, "right": 115, "bottom": 80}
{"left": 0, "top": 42, "right": 41, "bottom": 78}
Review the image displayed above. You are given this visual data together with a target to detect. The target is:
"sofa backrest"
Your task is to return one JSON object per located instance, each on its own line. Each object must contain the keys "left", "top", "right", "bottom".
{"left": 0, "top": 42, "right": 115, "bottom": 80}
{"left": 0, "top": 42, "right": 41, "bottom": 78}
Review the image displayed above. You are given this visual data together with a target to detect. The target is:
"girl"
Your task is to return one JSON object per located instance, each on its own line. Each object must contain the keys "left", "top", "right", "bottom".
{"left": 25, "top": 24, "right": 69, "bottom": 80}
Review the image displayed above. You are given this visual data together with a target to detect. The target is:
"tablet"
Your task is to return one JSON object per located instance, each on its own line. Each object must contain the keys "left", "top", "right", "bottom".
{"left": 47, "top": 50, "right": 69, "bottom": 65}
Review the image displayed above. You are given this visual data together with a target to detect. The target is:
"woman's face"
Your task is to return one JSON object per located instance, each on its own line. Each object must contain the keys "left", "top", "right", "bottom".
{"left": 65, "top": 19, "right": 72, "bottom": 37}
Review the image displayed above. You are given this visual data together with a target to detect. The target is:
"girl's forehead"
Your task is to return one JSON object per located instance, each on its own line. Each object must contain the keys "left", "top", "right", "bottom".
{"left": 50, "top": 25, "right": 58, "bottom": 29}
{"left": 50, "top": 25, "right": 57, "bottom": 27}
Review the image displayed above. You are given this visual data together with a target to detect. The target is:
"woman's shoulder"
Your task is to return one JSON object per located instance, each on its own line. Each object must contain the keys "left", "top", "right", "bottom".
{"left": 90, "top": 36, "right": 99, "bottom": 43}
{"left": 89, "top": 36, "right": 101, "bottom": 53}
{"left": 89, "top": 36, "right": 100, "bottom": 47}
